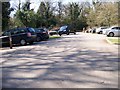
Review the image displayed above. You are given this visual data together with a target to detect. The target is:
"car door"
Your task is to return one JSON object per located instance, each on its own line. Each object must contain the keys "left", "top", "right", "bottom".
{"left": 11, "top": 29, "right": 21, "bottom": 44}
{"left": 111, "top": 27, "right": 118, "bottom": 36}
{"left": 12, "top": 28, "right": 27, "bottom": 44}
{"left": 114, "top": 27, "right": 119, "bottom": 36}
{"left": 118, "top": 27, "right": 120, "bottom": 36}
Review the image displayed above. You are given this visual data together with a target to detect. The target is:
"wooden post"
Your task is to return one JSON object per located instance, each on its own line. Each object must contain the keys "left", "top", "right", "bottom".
{"left": 9, "top": 33, "right": 12, "bottom": 49}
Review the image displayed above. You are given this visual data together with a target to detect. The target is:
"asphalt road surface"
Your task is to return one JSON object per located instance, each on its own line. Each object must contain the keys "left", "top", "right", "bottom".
{"left": 1, "top": 32, "right": 119, "bottom": 88}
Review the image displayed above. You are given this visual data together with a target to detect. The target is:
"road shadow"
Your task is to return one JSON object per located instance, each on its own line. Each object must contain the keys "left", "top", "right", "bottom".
{"left": 1, "top": 35, "right": 119, "bottom": 88}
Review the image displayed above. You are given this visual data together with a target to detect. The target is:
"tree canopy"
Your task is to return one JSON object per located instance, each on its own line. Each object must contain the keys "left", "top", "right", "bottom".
{"left": 3, "top": 1, "right": 119, "bottom": 31}
{"left": 2, "top": 2, "right": 13, "bottom": 31}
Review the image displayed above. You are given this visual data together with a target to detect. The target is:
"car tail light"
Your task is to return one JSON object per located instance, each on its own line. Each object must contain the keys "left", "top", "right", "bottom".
{"left": 27, "top": 32, "right": 32, "bottom": 37}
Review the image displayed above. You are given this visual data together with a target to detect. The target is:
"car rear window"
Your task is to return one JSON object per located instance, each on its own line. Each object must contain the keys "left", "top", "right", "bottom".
{"left": 2, "top": 29, "right": 15, "bottom": 36}
{"left": 2, "top": 31, "right": 10, "bottom": 36}
{"left": 118, "top": 27, "right": 120, "bottom": 30}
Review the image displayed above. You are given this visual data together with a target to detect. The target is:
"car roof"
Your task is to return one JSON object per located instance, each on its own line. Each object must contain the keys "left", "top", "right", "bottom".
{"left": 4, "top": 27, "right": 33, "bottom": 32}
{"left": 110, "top": 25, "right": 119, "bottom": 28}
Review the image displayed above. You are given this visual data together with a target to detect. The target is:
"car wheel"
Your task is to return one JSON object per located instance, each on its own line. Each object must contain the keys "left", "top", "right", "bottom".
{"left": 59, "top": 33, "right": 62, "bottom": 36}
{"left": 46, "top": 36, "right": 49, "bottom": 39}
{"left": 67, "top": 33, "right": 69, "bottom": 35}
{"left": 109, "top": 32, "right": 114, "bottom": 37}
{"left": 20, "top": 39, "right": 26, "bottom": 46}
{"left": 36, "top": 37, "right": 41, "bottom": 42}
{"left": 100, "top": 31, "right": 103, "bottom": 34}
{"left": 74, "top": 32, "right": 76, "bottom": 34}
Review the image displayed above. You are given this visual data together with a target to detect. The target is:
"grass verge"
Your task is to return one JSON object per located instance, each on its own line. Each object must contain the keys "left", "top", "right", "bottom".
{"left": 106, "top": 37, "right": 120, "bottom": 45}
{"left": 49, "top": 35, "right": 61, "bottom": 39}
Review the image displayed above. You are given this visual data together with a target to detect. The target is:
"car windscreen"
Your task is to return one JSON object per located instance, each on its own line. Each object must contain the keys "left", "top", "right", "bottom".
{"left": 59, "top": 26, "right": 67, "bottom": 31}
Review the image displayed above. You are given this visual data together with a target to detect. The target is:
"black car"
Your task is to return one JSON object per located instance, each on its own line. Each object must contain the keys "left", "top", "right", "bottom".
{"left": 34, "top": 28, "right": 49, "bottom": 42}
{"left": 0, "top": 27, "right": 36, "bottom": 47}
{"left": 58, "top": 25, "right": 76, "bottom": 36}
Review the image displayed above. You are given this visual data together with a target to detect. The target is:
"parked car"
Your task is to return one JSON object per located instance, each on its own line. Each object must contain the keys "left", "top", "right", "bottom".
{"left": 88, "top": 28, "right": 96, "bottom": 33}
{"left": 49, "top": 29, "right": 59, "bottom": 36}
{"left": 106, "top": 26, "right": 120, "bottom": 37}
{"left": 102, "top": 28, "right": 109, "bottom": 35}
{"left": 96, "top": 27, "right": 108, "bottom": 34}
{"left": 0, "top": 27, "right": 36, "bottom": 47}
{"left": 58, "top": 25, "right": 76, "bottom": 36}
{"left": 85, "top": 30, "right": 89, "bottom": 33}
{"left": 86, "top": 28, "right": 92, "bottom": 33}
{"left": 34, "top": 28, "right": 49, "bottom": 41}
{"left": 103, "top": 26, "right": 118, "bottom": 34}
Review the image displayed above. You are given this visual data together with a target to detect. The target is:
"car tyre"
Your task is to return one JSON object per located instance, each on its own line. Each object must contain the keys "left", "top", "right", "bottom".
{"left": 100, "top": 31, "right": 102, "bottom": 34}
{"left": 108, "top": 32, "right": 114, "bottom": 37}
{"left": 36, "top": 37, "right": 41, "bottom": 42}
{"left": 59, "top": 33, "right": 62, "bottom": 36}
{"left": 67, "top": 33, "right": 69, "bottom": 35}
{"left": 20, "top": 39, "right": 27, "bottom": 46}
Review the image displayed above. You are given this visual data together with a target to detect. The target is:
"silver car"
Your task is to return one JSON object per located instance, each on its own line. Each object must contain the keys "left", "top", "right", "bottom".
{"left": 96, "top": 27, "right": 108, "bottom": 34}
{"left": 106, "top": 26, "right": 120, "bottom": 37}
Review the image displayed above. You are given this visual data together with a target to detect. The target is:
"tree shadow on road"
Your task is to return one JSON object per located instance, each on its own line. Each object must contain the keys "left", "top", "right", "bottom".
{"left": 1, "top": 37, "right": 119, "bottom": 88}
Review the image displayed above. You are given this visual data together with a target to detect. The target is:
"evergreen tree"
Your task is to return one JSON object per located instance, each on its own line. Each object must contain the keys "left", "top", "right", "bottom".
{"left": 2, "top": 2, "right": 12, "bottom": 31}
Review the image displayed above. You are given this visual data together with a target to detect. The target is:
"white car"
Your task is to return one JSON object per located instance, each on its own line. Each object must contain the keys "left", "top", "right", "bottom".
{"left": 106, "top": 26, "right": 120, "bottom": 37}
{"left": 96, "top": 27, "right": 108, "bottom": 34}
{"left": 103, "top": 28, "right": 110, "bottom": 35}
